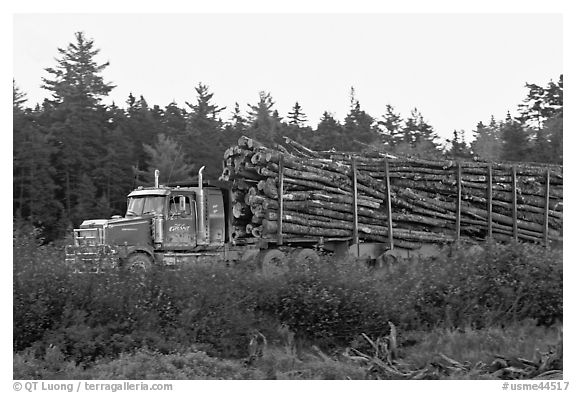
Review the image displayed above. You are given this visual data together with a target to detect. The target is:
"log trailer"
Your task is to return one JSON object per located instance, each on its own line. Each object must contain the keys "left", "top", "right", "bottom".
{"left": 65, "top": 167, "right": 398, "bottom": 274}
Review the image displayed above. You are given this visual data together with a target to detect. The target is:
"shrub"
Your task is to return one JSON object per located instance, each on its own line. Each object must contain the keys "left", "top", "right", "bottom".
{"left": 13, "top": 223, "right": 71, "bottom": 350}
{"left": 14, "top": 234, "right": 562, "bottom": 369}
{"left": 256, "top": 262, "right": 391, "bottom": 348}
{"left": 375, "top": 241, "right": 563, "bottom": 329}
{"left": 13, "top": 347, "right": 265, "bottom": 380}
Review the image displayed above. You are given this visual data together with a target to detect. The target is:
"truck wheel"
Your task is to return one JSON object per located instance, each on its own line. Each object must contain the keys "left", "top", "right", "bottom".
{"left": 260, "top": 249, "right": 288, "bottom": 277}
{"left": 125, "top": 252, "right": 153, "bottom": 273}
{"left": 238, "top": 249, "right": 260, "bottom": 272}
{"left": 292, "top": 249, "right": 320, "bottom": 269}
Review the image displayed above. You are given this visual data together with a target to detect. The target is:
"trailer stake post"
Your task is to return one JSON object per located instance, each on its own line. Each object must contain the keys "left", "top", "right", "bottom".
{"left": 351, "top": 157, "right": 360, "bottom": 257}
{"left": 455, "top": 161, "right": 462, "bottom": 241}
{"left": 384, "top": 157, "right": 394, "bottom": 250}
{"left": 487, "top": 164, "right": 493, "bottom": 239}
{"left": 543, "top": 168, "right": 550, "bottom": 246}
{"left": 512, "top": 165, "right": 518, "bottom": 241}
{"left": 277, "top": 155, "right": 284, "bottom": 245}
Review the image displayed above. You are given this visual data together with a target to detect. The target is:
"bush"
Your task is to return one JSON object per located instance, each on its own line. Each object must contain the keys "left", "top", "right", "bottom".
{"left": 13, "top": 347, "right": 265, "bottom": 379}
{"left": 376, "top": 241, "right": 563, "bottom": 329}
{"left": 14, "top": 234, "right": 562, "bottom": 370}
{"left": 13, "top": 223, "right": 71, "bottom": 350}
{"left": 256, "top": 262, "right": 392, "bottom": 348}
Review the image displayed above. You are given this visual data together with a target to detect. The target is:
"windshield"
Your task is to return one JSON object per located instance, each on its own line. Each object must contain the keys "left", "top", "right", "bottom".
{"left": 126, "top": 196, "right": 166, "bottom": 217}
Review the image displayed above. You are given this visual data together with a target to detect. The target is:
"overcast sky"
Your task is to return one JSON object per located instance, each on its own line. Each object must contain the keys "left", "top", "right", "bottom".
{"left": 13, "top": 13, "right": 562, "bottom": 142}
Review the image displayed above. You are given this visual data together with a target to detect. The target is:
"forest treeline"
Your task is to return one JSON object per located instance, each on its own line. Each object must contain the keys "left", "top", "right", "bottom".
{"left": 13, "top": 32, "right": 563, "bottom": 242}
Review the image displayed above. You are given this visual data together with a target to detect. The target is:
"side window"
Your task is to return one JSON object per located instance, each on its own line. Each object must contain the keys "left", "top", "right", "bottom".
{"left": 169, "top": 195, "right": 192, "bottom": 217}
{"left": 169, "top": 197, "right": 179, "bottom": 215}
{"left": 180, "top": 196, "right": 192, "bottom": 216}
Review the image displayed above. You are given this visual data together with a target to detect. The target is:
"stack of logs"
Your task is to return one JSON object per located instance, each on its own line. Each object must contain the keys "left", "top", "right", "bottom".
{"left": 220, "top": 136, "right": 562, "bottom": 250}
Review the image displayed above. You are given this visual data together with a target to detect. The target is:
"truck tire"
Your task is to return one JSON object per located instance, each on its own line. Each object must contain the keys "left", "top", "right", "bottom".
{"left": 259, "top": 249, "right": 288, "bottom": 277}
{"left": 238, "top": 249, "right": 261, "bottom": 272}
{"left": 124, "top": 252, "right": 153, "bottom": 273}
{"left": 292, "top": 248, "right": 320, "bottom": 268}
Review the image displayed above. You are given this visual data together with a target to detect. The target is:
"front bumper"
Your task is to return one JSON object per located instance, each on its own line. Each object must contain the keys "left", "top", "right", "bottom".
{"left": 65, "top": 244, "right": 119, "bottom": 273}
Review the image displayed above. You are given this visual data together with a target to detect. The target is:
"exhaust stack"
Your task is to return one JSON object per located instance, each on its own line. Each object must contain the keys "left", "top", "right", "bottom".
{"left": 197, "top": 166, "right": 207, "bottom": 245}
{"left": 154, "top": 169, "right": 160, "bottom": 188}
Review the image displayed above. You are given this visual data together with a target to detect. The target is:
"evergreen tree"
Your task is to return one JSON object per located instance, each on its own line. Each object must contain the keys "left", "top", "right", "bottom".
{"left": 516, "top": 74, "right": 563, "bottom": 164}
{"left": 287, "top": 102, "right": 308, "bottom": 127}
{"left": 247, "top": 91, "right": 281, "bottom": 143}
{"left": 40, "top": 31, "right": 114, "bottom": 226}
{"left": 500, "top": 112, "right": 529, "bottom": 162}
{"left": 222, "top": 102, "right": 249, "bottom": 148}
{"left": 313, "top": 111, "right": 344, "bottom": 150}
{"left": 395, "top": 108, "right": 439, "bottom": 158}
{"left": 343, "top": 91, "right": 379, "bottom": 151}
{"left": 125, "top": 94, "right": 163, "bottom": 169}
{"left": 445, "top": 130, "right": 472, "bottom": 160}
{"left": 470, "top": 117, "right": 501, "bottom": 161}
{"left": 226, "top": 102, "right": 248, "bottom": 134}
{"left": 185, "top": 83, "right": 226, "bottom": 132}
{"left": 91, "top": 103, "right": 135, "bottom": 216}
{"left": 13, "top": 82, "right": 62, "bottom": 239}
{"left": 378, "top": 104, "right": 403, "bottom": 147}
{"left": 183, "top": 83, "right": 225, "bottom": 179}
{"left": 162, "top": 101, "right": 187, "bottom": 140}
{"left": 543, "top": 113, "right": 563, "bottom": 164}
{"left": 72, "top": 173, "right": 99, "bottom": 220}
{"left": 517, "top": 74, "right": 563, "bottom": 129}
{"left": 13, "top": 79, "right": 27, "bottom": 111}
{"left": 530, "top": 112, "right": 563, "bottom": 164}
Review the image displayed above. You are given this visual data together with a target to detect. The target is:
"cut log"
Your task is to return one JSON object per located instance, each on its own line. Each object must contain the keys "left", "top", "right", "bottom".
{"left": 221, "top": 135, "right": 563, "bottom": 249}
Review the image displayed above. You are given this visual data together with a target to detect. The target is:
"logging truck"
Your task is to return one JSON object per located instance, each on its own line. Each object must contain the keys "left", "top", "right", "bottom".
{"left": 65, "top": 167, "right": 402, "bottom": 274}
{"left": 66, "top": 135, "right": 561, "bottom": 273}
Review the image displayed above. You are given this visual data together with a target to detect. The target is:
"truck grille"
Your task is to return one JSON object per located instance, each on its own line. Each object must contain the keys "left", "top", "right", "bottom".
{"left": 65, "top": 244, "right": 117, "bottom": 273}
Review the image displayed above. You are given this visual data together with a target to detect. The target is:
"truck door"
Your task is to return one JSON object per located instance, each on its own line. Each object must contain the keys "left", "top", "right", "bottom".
{"left": 164, "top": 194, "right": 197, "bottom": 249}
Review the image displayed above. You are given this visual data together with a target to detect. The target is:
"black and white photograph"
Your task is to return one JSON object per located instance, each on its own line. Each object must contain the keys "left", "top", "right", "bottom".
{"left": 10, "top": 4, "right": 565, "bottom": 387}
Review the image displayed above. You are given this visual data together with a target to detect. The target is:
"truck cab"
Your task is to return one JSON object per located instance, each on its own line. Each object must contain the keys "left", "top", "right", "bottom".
{"left": 66, "top": 167, "right": 232, "bottom": 272}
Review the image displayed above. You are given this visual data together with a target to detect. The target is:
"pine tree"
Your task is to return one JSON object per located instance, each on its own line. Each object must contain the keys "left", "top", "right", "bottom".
{"left": 517, "top": 74, "right": 563, "bottom": 129}
{"left": 470, "top": 117, "right": 501, "bottom": 161}
{"left": 544, "top": 113, "right": 563, "bottom": 164}
{"left": 222, "top": 102, "right": 249, "bottom": 148}
{"left": 247, "top": 91, "right": 281, "bottom": 143}
{"left": 162, "top": 101, "right": 187, "bottom": 140}
{"left": 313, "top": 111, "right": 344, "bottom": 150}
{"left": 40, "top": 32, "right": 115, "bottom": 226}
{"left": 445, "top": 130, "right": 472, "bottom": 160}
{"left": 91, "top": 103, "right": 135, "bottom": 216}
{"left": 500, "top": 112, "right": 529, "bottom": 162}
{"left": 13, "top": 79, "right": 27, "bottom": 111}
{"left": 185, "top": 83, "right": 226, "bottom": 133}
{"left": 343, "top": 92, "right": 379, "bottom": 151}
{"left": 287, "top": 102, "right": 308, "bottom": 127}
{"left": 516, "top": 74, "right": 563, "bottom": 164}
{"left": 227, "top": 102, "right": 248, "bottom": 133}
{"left": 378, "top": 104, "right": 403, "bottom": 147}
{"left": 183, "top": 83, "right": 225, "bottom": 179}
{"left": 395, "top": 108, "right": 439, "bottom": 158}
{"left": 122, "top": 94, "right": 167, "bottom": 188}
{"left": 13, "top": 82, "right": 62, "bottom": 239}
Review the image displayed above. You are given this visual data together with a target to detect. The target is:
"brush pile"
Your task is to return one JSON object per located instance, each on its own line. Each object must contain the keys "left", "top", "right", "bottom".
{"left": 344, "top": 323, "right": 563, "bottom": 380}
{"left": 220, "top": 136, "right": 562, "bottom": 249}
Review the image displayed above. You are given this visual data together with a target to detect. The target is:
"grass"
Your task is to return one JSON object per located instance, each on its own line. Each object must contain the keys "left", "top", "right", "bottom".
{"left": 400, "top": 320, "right": 562, "bottom": 368}
{"left": 13, "top": 321, "right": 561, "bottom": 380}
